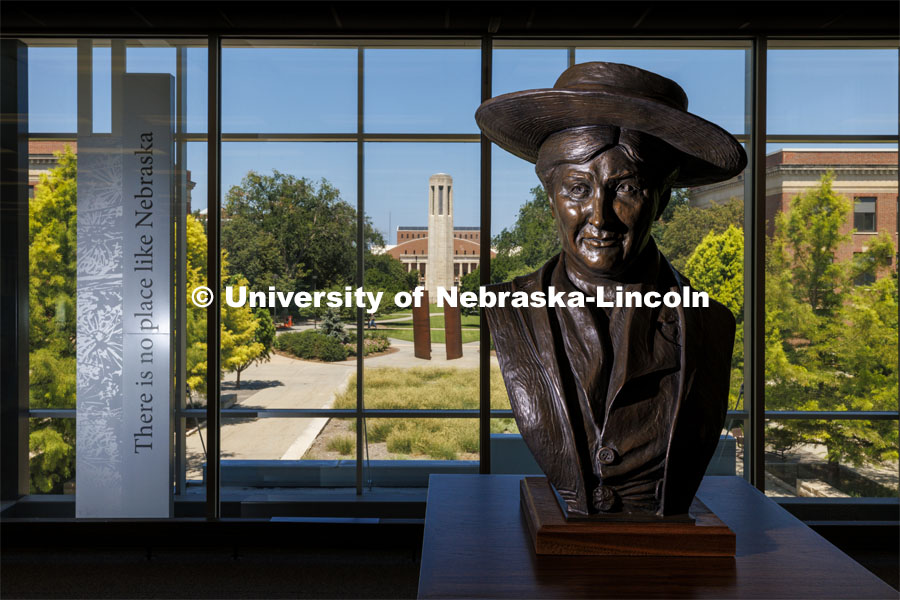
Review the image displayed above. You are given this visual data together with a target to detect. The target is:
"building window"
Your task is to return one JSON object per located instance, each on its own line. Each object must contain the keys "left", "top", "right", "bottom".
{"left": 853, "top": 252, "right": 877, "bottom": 286}
{"left": 854, "top": 197, "right": 876, "bottom": 232}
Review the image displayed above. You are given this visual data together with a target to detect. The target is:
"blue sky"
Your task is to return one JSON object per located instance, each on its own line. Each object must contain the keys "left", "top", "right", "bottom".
{"left": 28, "top": 45, "right": 898, "bottom": 237}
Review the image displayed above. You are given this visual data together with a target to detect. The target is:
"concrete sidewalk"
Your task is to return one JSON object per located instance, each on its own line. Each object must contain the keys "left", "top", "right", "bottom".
{"left": 186, "top": 353, "right": 354, "bottom": 478}
{"left": 186, "top": 336, "right": 496, "bottom": 479}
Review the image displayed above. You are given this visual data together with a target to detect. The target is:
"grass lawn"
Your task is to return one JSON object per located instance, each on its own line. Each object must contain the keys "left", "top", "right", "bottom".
{"left": 377, "top": 313, "right": 480, "bottom": 329}
{"left": 376, "top": 312, "right": 481, "bottom": 343}
{"left": 379, "top": 327, "right": 479, "bottom": 344}
{"left": 330, "top": 366, "right": 517, "bottom": 460}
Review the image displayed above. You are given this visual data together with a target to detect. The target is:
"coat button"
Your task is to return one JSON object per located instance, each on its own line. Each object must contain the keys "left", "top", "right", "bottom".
{"left": 593, "top": 485, "right": 618, "bottom": 512}
{"left": 597, "top": 446, "right": 617, "bottom": 465}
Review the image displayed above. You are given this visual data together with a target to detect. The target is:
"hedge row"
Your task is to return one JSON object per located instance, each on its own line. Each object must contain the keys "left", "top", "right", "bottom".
{"left": 276, "top": 330, "right": 391, "bottom": 362}
{"left": 275, "top": 330, "right": 348, "bottom": 362}
{"left": 347, "top": 331, "right": 391, "bottom": 357}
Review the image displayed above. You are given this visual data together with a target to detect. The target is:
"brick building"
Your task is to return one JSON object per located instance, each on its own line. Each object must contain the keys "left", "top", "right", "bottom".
{"left": 28, "top": 140, "right": 195, "bottom": 210}
{"left": 28, "top": 141, "right": 79, "bottom": 198}
{"left": 380, "top": 173, "right": 494, "bottom": 291}
{"left": 690, "top": 149, "right": 898, "bottom": 265}
{"left": 388, "top": 225, "right": 485, "bottom": 282}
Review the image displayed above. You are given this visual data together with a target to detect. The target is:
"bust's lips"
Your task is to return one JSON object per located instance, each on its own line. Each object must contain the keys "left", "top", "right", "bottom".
{"left": 580, "top": 234, "right": 622, "bottom": 248}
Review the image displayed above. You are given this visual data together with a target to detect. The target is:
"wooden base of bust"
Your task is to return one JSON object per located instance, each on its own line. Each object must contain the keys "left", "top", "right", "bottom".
{"left": 521, "top": 477, "right": 736, "bottom": 556}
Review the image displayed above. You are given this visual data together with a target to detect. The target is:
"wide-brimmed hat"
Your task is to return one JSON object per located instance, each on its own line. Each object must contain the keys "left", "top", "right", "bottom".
{"left": 475, "top": 62, "right": 746, "bottom": 187}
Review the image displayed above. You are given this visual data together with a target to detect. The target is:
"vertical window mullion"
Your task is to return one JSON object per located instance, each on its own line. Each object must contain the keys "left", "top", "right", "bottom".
{"left": 746, "top": 36, "right": 767, "bottom": 491}
{"left": 356, "top": 46, "right": 365, "bottom": 495}
{"left": 0, "top": 39, "right": 31, "bottom": 500}
{"left": 206, "top": 34, "right": 222, "bottom": 520}
{"left": 174, "top": 46, "right": 188, "bottom": 496}
{"left": 479, "top": 35, "right": 492, "bottom": 474}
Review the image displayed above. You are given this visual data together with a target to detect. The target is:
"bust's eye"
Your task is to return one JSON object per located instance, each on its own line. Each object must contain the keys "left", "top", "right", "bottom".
{"left": 616, "top": 182, "right": 638, "bottom": 195}
{"left": 568, "top": 183, "right": 590, "bottom": 200}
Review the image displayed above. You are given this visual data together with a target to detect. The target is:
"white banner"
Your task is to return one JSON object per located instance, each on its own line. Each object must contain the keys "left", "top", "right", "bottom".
{"left": 76, "top": 73, "right": 174, "bottom": 518}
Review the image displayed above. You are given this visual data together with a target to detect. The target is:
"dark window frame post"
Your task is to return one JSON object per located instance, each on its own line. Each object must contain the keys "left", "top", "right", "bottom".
{"left": 206, "top": 34, "right": 222, "bottom": 520}
{"left": 746, "top": 36, "right": 767, "bottom": 491}
{"left": 0, "top": 39, "right": 30, "bottom": 500}
{"left": 479, "top": 35, "right": 492, "bottom": 474}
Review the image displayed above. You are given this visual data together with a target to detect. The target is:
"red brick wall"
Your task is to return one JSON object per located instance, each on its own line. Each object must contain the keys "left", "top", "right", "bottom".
{"left": 766, "top": 150, "right": 897, "bottom": 168}
{"left": 29, "top": 140, "right": 78, "bottom": 155}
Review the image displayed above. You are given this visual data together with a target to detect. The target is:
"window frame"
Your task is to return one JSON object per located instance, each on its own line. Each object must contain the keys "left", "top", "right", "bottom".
{"left": 2, "top": 33, "right": 898, "bottom": 519}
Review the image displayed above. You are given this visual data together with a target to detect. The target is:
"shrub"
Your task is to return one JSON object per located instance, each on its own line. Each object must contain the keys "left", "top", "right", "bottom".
{"left": 327, "top": 436, "right": 354, "bottom": 455}
{"left": 276, "top": 330, "right": 348, "bottom": 362}
{"left": 346, "top": 331, "right": 391, "bottom": 357}
{"left": 367, "top": 419, "right": 394, "bottom": 443}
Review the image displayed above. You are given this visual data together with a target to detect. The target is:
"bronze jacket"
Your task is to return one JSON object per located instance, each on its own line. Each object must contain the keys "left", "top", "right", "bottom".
{"left": 485, "top": 251, "right": 735, "bottom": 516}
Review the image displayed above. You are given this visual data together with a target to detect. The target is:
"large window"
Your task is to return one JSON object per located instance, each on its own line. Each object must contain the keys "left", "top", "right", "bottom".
{"left": 764, "top": 45, "right": 898, "bottom": 499}
{"left": 9, "top": 35, "right": 899, "bottom": 511}
{"left": 22, "top": 39, "right": 209, "bottom": 498}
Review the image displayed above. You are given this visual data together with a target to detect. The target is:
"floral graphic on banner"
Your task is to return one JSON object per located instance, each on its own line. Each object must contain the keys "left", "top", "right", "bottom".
{"left": 76, "top": 137, "right": 125, "bottom": 503}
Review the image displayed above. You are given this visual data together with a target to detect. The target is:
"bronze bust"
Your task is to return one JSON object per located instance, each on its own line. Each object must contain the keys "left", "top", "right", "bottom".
{"left": 476, "top": 62, "right": 745, "bottom": 518}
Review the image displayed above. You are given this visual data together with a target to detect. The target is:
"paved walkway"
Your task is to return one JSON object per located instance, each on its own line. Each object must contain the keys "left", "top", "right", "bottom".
{"left": 186, "top": 335, "right": 496, "bottom": 479}
{"left": 185, "top": 354, "right": 355, "bottom": 478}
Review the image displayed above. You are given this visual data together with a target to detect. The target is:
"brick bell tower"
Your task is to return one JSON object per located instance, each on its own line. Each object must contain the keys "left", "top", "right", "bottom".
{"left": 425, "top": 173, "right": 454, "bottom": 301}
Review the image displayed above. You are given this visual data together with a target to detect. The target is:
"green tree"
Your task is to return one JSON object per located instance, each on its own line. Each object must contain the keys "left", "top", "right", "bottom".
{"left": 219, "top": 216, "right": 282, "bottom": 290}
{"left": 364, "top": 252, "right": 418, "bottom": 314}
{"left": 655, "top": 196, "right": 744, "bottom": 270}
{"left": 684, "top": 225, "right": 744, "bottom": 319}
{"left": 781, "top": 171, "right": 849, "bottom": 315}
{"left": 320, "top": 308, "right": 349, "bottom": 343}
{"left": 222, "top": 171, "right": 383, "bottom": 296}
{"left": 492, "top": 186, "right": 560, "bottom": 276}
{"left": 459, "top": 268, "right": 481, "bottom": 316}
{"left": 765, "top": 173, "right": 898, "bottom": 468}
{"left": 683, "top": 225, "right": 744, "bottom": 409}
{"left": 28, "top": 146, "right": 77, "bottom": 493}
{"left": 657, "top": 187, "right": 691, "bottom": 223}
{"left": 231, "top": 307, "right": 275, "bottom": 389}
{"left": 183, "top": 214, "right": 267, "bottom": 399}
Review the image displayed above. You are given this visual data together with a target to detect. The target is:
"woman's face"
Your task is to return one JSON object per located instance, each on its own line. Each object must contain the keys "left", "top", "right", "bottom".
{"left": 548, "top": 145, "right": 662, "bottom": 280}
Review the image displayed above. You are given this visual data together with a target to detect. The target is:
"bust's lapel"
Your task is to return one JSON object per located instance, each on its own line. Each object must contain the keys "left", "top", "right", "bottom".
{"left": 606, "top": 290, "right": 682, "bottom": 421}
{"left": 485, "top": 256, "right": 590, "bottom": 514}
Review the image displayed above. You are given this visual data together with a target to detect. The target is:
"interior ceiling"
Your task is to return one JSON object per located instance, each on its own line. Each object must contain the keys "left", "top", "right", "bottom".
{"left": 2, "top": 1, "right": 898, "bottom": 37}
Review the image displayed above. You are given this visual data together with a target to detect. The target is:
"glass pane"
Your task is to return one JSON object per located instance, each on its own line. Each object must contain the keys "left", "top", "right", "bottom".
{"left": 185, "top": 47, "right": 208, "bottom": 134}
{"left": 766, "top": 420, "right": 898, "bottom": 498}
{"left": 216, "top": 142, "right": 358, "bottom": 479}
{"left": 364, "top": 48, "right": 480, "bottom": 133}
{"left": 362, "top": 414, "right": 479, "bottom": 462}
{"left": 92, "top": 46, "right": 111, "bottom": 133}
{"left": 130, "top": 44, "right": 208, "bottom": 134}
{"left": 357, "top": 141, "right": 483, "bottom": 480}
{"left": 222, "top": 47, "right": 357, "bottom": 133}
{"left": 492, "top": 48, "right": 568, "bottom": 96}
{"left": 363, "top": 141, "right": 481, "bottom": 394}
{"left": 214, "top": 417, "right": 357, "bottom": 487}
{"left": 28, "top": 45, "right": 77, "bottom": 133}
{"left": 221, "top": 142, "right": 357, "bottom": 209}
{"left": 768, "top": 49, "right": 899, "bottom": 135}
{"left": 764, "top": 144, "right": 899, "bottom": 495}
{"left": 575, "top": 48, "right": 748, "bottom": 135}
{"left": 29, "top": 418, "right": 76, "bottom": 494}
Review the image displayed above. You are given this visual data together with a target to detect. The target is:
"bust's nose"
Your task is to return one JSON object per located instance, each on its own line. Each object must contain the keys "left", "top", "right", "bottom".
{"left": 586, "top": 187, "right": 609, "bottom": 231}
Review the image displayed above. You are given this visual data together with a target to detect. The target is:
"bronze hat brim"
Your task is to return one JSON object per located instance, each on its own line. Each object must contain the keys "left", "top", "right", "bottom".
{"left": 475, "top": 88, "right": 747, "bottom": 187}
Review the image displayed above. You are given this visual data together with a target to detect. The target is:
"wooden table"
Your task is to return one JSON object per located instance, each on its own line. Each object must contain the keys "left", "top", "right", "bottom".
{"left": 417, "top": 475, "right": 897, "bottom": 599}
